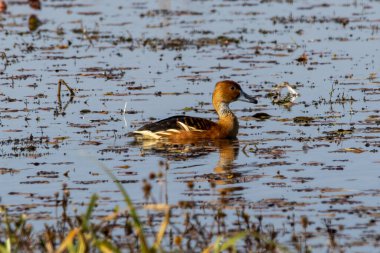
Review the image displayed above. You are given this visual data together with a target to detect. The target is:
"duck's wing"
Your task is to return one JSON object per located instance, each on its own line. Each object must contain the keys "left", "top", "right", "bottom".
{"left": 133, "top": 115, "right": 217, "bottom": 139}
{"left": 137, "top": 116, "right": 217, "bottom": 132}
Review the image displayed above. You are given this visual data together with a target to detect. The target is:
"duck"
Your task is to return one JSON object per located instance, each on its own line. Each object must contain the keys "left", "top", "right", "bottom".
{"left": 132, "top": 80, "right": 257, "bottom": 140}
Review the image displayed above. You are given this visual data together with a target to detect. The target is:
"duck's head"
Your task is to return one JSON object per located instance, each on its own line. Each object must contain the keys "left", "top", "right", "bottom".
{"left": 212, "top": 80, "right": 258, "bottom": 106}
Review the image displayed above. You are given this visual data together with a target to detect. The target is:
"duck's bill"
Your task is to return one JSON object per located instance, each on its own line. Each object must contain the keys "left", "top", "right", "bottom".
{"left": 239, "top": 90, "right": 258, "bottom": 104}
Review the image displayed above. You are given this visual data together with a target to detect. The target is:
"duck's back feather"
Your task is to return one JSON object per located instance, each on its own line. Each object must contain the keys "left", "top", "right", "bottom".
{"left": 133, "top": 115, "right": 217, "bottom": 139}
{"left": 137, "top": 115, "right": 216, "bottom": 132}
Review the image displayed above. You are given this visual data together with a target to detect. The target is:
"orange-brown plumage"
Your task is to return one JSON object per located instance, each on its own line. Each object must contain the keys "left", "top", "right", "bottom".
{"left": 133, "top": 80, "right": 257, "bottom": 140}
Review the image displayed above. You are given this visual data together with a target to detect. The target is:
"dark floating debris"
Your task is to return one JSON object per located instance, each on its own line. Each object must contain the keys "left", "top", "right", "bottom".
{"left": 142, "top": 36, "right": 240, "bottom": 50}
{"left": 28, "top": 15, "right": 42, "bottom": 31}
{"left": 0, "top": 168, "right": 20, "bottom": 174}
{"left": 0, "top": 0, "right": 6, "bottom": 13}
{"left": 293, "top": 116, "right": 314, "bottom": 123}
{"left": 252, "top": 112, "right": 272, "bottom": 120}
{"left": 29, "top": 0, "right": 41, "bottom": 10}
{"left": 295, "top": 52, "right": 308, "bottom": 64}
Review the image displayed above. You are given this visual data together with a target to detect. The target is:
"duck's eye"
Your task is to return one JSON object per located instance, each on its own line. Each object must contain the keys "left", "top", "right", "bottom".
{"left": 230, "top": 86, "right": 236, "bottom": 91}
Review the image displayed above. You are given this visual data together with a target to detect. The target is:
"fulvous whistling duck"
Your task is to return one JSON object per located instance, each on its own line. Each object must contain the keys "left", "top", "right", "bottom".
{"left": 132, "top": 80, "right": 258, "bottom": 140}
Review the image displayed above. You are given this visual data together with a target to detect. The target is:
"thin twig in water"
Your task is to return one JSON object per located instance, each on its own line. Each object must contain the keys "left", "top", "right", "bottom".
{"left": 58, "top": 79, "right": 75, "bottom": 97}
{"left": 242, "top": 144, "right": 249, "bottom": 157}
{"left": 0, "top": 52, "right": 9, "bottom": 72}
{"left": 57, "top": 79, "right": 76, "bottom": 115}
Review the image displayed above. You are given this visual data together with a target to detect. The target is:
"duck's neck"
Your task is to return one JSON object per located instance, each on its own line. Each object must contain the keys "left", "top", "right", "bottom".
{"left": 214, "top": 102, "right": 239, "bottom": 138}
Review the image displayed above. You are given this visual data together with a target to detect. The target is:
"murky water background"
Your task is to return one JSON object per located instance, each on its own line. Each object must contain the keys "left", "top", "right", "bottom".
{"left": 1, "top": 0, "right": 380, "bottom": 251}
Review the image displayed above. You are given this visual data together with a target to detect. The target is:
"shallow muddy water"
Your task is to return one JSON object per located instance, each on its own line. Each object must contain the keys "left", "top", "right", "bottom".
{"left": 1, "top": 0, "right": 380, "bottom": 251}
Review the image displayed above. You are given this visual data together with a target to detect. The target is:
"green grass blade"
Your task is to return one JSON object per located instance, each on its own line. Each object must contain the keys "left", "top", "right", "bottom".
{"left": 97, "top": 162, "right": 150, "bottom": 253}
{"left": 0, "top": 244, "right": 10, "bottom": 253}
{"left": 211, "top": 236, "right": 223, "bottom": 252}
{"left": 94, "top": 239, "right": 121, "bottom": 253}
{"left": 82, "top": 194, "right": 98, "bottom": 231}
{"left": 215, "top": 232, "right": 247, "bottom": 253}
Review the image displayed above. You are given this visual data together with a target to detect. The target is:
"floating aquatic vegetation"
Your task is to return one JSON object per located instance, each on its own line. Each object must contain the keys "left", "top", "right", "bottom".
{"left": 28, "top": 15, "right": 41, "bottom": 32}
{"left": 267, "top": 82, "right": 299, "bottom": 106}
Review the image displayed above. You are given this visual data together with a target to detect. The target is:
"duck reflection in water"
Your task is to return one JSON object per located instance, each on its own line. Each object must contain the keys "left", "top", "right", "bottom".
{"left": 133, "top": 138, "right": 245, "bottom": 188}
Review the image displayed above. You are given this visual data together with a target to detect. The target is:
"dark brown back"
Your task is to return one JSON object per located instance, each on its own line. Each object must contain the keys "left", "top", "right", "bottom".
{"left": 137, "top": 115, "right": 217, "bottom": 132}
